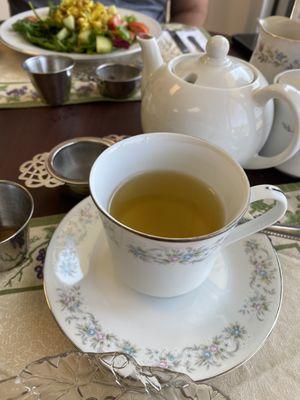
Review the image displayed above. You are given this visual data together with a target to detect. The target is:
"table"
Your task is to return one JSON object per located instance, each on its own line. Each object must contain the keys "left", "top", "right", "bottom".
{"left": 0, "top": 37, "right": 299, "bottom": 218}
{"left": 0, "top": 39, "right": 299, "bottom": 400}
{"left": 0, "top": 102, "right": 299, "bottom": 218}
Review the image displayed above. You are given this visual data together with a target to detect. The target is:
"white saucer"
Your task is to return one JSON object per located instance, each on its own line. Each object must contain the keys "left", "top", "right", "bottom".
{"left": 44, "top": 197, "right": 282, "bottom": 381}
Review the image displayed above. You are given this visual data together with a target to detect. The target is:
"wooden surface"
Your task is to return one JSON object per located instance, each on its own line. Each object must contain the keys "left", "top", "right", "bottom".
{"left": 0, "top": 43, "right": 298, "bottom": 217}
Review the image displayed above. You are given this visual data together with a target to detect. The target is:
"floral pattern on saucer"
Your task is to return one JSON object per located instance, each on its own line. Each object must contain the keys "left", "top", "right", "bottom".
{"left": 55, "top": 201, "right": 99, "bottom": 247}
{"left": 41, "top": 196, "right": 283, "bottom": 380}
{"left": 146, "top": 322, "right": 247, "bottom": 371}
{"left": 239, "top": 239, "right": 277, "bottom": 321}
{"left": 57, "top": 283, "right": 247, "bottom": 372}
{"left": 57, "top": 285, "right": 139, "bottom": 356}
{"left": 55, "top": 236, "right": 277, "bottom": 373}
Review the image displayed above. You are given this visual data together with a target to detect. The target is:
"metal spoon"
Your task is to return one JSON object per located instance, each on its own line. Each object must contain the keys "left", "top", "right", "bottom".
{"left": 262, "top": 223, "right": 300, "bottom": 241}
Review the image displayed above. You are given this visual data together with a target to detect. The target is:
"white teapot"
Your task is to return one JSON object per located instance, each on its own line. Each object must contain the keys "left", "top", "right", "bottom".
{"left": 139, "top": 35, "right": 300, "bottom": 169}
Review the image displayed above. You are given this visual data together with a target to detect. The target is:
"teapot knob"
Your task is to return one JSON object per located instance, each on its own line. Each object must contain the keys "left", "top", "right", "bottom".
{"left": 206, "top": 35, "right": 230, "bottom": 61}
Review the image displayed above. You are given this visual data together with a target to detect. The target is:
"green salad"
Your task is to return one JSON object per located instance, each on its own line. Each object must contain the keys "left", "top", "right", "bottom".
{"left": 13, "top": 0, "right": 150, "bottom": 54}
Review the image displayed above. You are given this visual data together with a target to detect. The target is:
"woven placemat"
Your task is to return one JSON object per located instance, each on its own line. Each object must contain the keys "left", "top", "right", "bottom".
{"left": 0, "top": 24, "right": 209, "bottom": 108}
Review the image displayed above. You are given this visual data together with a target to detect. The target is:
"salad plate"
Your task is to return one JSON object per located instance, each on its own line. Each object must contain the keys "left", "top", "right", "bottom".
{"left": 0, "top": 7, "right": 161, "bottom": 61}
{"left": 44, "top": 196, "right": 282, "bottom": 381}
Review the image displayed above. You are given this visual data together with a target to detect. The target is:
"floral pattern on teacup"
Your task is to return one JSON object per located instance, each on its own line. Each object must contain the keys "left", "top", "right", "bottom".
{"left": 102, "top": 219, "right": 121, "bottom": 247}
{"left": 102, "top": 215, "right": 223, "bottom": 266}
{"left": 253, "top": 42, "right": 300, "bottom": 69}
{"left": 128, "top": 243, "right": 220, "bottom": 265}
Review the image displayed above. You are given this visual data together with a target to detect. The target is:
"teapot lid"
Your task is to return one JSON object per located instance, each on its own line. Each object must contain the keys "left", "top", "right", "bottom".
{"left": 173, "top": 35, "right": 254, "bottom": 89}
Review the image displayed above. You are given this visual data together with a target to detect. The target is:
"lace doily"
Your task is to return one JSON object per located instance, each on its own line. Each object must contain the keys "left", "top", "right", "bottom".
{"left": 18, "top": 134, "right": 128, "bottom": 189}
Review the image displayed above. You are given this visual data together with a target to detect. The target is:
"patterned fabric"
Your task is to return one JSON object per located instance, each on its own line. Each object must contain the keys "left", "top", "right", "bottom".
{"left": 0, "top": 182, "right": 299, "bottom": 400}
{"left": 0, "top": 26, "right": 205, "bottom": 108}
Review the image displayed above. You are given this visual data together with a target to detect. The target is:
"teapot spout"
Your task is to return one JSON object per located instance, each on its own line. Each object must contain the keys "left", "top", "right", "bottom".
{"left": 138, "top": 34, "right": 164, "bottom": 91}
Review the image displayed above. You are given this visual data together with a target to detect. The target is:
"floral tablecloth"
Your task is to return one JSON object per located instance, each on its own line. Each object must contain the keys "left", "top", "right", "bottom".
{"left": 0, "top": 41, "right": 142, "bottom": 107}
{"left": 0, "top": 25, "right": 209, "bottom": 108}
{"left": 0, "top": 182, "right": 299, "bottom": 399}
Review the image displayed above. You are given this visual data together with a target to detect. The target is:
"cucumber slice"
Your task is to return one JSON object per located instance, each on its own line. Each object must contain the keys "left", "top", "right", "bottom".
{"left": 56, "top": 27, "right": 69, "bottom": 41}
{"left": 78, "top": 29, "right": 91, "bottom": 43}
{"left": 96, "top": 36, "right": 113, "bottom": 53}
{"left": 63, "top": 15, "right": 75, "bottom": 30}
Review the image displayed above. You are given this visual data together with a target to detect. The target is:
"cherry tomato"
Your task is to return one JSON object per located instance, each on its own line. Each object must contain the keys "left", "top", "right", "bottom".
{"left": 129, "top": 31, "right": 136, "bottom": 41}
{"left": 108, "top": 14, "right": 122, "bottom": 30}
{"left": 127, "top": 21, "right": 149, "bottom": 34}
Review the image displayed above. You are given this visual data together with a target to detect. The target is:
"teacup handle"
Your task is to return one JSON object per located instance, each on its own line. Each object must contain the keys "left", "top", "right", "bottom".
{"left": 222, "top": 185, "right": 287, "bottom": 248}
{"left": 244, "top": 83, "right": 300, "bottom": 169}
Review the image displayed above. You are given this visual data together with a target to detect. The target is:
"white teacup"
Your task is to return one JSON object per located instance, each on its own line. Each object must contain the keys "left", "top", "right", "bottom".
{"left": 90, "top": 133, "right": 287, "bottom": 297}
{"left": 250, "top": 16, "right": 300, "bottom": 82}
{"left": 262, "top": 69, "right": 300, "bottom": 178}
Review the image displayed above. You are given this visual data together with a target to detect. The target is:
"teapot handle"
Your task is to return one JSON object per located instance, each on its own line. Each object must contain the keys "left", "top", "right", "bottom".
{"left": 244, "top": 83, "right": 300, "bottom": 169}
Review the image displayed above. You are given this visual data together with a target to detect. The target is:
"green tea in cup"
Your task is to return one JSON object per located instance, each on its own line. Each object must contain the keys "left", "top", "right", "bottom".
{"left": 109, "top": 170, "right": 225, "bottom": 238}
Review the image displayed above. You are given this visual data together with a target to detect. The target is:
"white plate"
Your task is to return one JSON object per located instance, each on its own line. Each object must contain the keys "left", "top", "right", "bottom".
{"left": 44, "top": 196, "right": 282, "bottom": 381}
{"left": 0, "top": 7, "right": 161, "bottom": 61}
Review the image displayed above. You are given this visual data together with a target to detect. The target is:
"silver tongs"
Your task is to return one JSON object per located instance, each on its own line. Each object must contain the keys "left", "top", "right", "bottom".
{"left": 167, "top": 29, "right": 207, "bottom": 53}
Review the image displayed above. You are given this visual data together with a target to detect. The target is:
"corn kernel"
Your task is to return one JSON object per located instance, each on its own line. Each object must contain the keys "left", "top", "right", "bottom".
{"left": 92, "top": 20, "right": 102, "bottom": 29}
{"left": 108, "top": 5, "right": 117, "bottom": 15}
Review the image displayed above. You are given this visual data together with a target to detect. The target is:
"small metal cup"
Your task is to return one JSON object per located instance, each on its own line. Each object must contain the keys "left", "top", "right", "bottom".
{"left": 23, "top": 55, "right": 74, "bottom": 106}
{"left": 0, "top": 181, "right": 34, "bottom": 272}
{"left": 96, "top": 63, "right": 141, "bottom": 99}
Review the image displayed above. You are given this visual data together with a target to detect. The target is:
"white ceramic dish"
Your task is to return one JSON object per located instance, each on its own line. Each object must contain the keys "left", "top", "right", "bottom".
{"left": 44, "top": 196, "right": 282, "bottom": 381}
{"left": 0, "top": 7, "right": 161, "bottom": 61}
